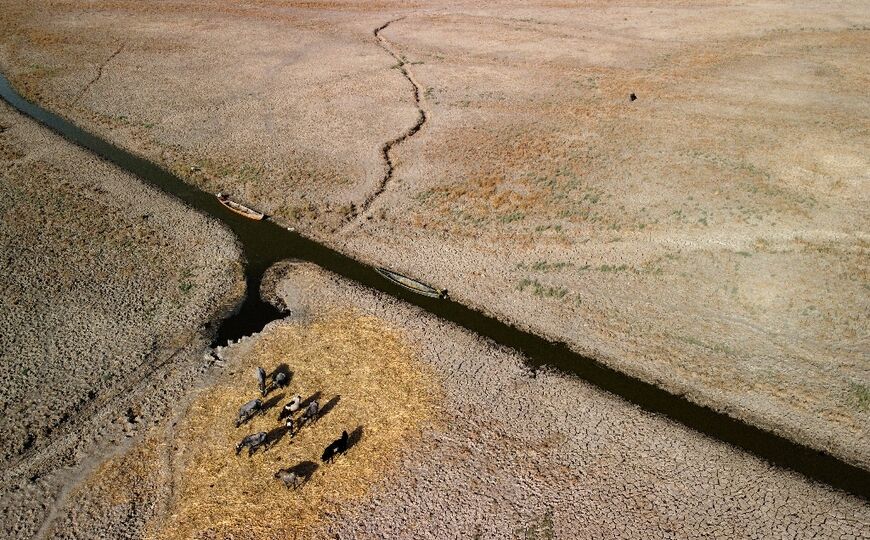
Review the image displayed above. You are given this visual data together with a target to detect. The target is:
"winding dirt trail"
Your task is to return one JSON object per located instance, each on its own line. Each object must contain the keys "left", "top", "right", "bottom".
{"left": 348, "top": 18, "right": 427, "bottom": 226}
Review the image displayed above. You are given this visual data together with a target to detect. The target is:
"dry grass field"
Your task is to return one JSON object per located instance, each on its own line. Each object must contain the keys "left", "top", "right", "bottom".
{"left": 157, "top": 313, "right": 438, "bottom": 540}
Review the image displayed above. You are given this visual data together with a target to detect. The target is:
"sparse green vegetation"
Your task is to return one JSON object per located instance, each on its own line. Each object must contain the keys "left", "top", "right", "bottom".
{"left": 178, "top": 267, "right": 195, "bottom": 294}
{"left": 500, "top": 211, "right": 525, "bottom": 223}
{"left": 849, "top": 382, "right": 870, "bottom": 411}
{"left": 527, "top": 260, "right": 572, "bottom": 272}
{"left": 28, "top": 63, "right": 59, "bottom": 76}
{"left": 515, "top": 509, "right": 555, "bottom": 540}
{"left": 237, "top": 163, "right": 263, "bottom": 182}
{"left": 413, "top": 188, "right": 435, "bottom": 203}
{"left": 676, "top": 335, "right": 736, "bottom": 356}
{"left": 517, "top": 277, "right": 568, "bottom": 298}
{"left": 534, "top": 223, "right": 563, "bottom": 233}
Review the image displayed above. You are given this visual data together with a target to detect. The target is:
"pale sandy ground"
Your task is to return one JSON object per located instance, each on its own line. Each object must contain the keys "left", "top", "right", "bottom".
{"left": 349, "top": 3, "right": 870, "bottom": 470}
{"left": 0, "top": 0, "right": 865, "bottom": 468}
{"left": 38, "top": 262, "right": 870, "bottom": 538}
{"left": 0, "top": 101, "right": 244, "bottom": 538}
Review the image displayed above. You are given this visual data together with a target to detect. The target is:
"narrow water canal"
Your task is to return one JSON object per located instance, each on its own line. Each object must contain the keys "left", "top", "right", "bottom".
{"left": 1, "top": 74, "right": 866, "bottom": 499}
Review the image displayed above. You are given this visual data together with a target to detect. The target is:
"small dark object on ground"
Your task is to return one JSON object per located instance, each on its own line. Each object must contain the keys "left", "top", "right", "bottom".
{"left": 630, "top": 92, "right": 637, "bottom": 101}
{"left": 321, "top": 430, "right": 349, "bottom": 463}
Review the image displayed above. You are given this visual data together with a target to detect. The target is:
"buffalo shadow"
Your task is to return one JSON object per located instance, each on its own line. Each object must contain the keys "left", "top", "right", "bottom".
{"left": 319, "top": 395, "right": 341, "bottom": 419}
{"left": 347, "top": 425, "right": 364, "bottom": 450}
{"left": 264, "top": 424, "right": 290, "bottom": 450}
{"left": 260, "top": 392, "right": 285, "bottom": 413}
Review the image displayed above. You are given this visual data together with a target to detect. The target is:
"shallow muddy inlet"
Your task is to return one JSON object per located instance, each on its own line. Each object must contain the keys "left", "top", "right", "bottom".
{"left": 1, "top": 73, "right": 867, "bottom": 499}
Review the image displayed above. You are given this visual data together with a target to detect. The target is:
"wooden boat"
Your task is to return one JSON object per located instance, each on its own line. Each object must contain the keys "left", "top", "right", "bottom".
{"left": 216, "top": 193, "right": 264, "bottom": 220}
{"left": 375, "top": 267, "right": 447, "bottom": 299}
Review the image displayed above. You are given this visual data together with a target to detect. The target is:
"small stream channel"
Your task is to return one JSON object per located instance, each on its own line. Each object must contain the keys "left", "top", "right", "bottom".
{"left": 1, "top": 73, "right": 867, "bottom": 499}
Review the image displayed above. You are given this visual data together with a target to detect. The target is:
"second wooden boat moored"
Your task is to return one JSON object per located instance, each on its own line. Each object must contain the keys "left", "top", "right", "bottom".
{"left": 375, "top": 267, "right": 447, "bottom": 299}
{"left": 217, "top": 193, "right": 265, "bottom": 220}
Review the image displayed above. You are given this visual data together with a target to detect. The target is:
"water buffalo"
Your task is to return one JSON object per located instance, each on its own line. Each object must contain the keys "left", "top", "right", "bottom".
{"left": 275, "top": 469, "right": 299, "bottom": 489}
{"left": 235, "top": 398, "right": 262, "bottom": 428}
{"left": 279, "top": 394, "right": 302, "bottom": 420}
{"left": 236, "top": 431, "right": 267, "bottom": 456}
{"left": 301, "top": 400, "right": 319, "bottom": 425}
{"left": 321, "top": 430, "right": 349, "bottom": 463}
{"left": 268, "top": 371, "right": 290, "bottom": 393}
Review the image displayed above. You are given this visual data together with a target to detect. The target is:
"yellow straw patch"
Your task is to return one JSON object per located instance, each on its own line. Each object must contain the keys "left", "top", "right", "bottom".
{"left": 151, "top": 310, "right": 440, "bottom": 539}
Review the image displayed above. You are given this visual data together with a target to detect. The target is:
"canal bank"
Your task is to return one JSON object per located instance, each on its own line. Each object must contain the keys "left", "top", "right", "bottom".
{"left": 1, "top": 74, "right": 868, "bottom": 499}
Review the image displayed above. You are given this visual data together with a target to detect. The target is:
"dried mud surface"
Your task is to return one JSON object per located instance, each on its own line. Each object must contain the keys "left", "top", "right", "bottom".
{"left": 2, "top": 0, "right": 867, "bottom": 469}
{"left": 0, "top": 0, "right": 867, "bottom": 483}
{"left": 39, "top": 262, "right": 870, "bottom": 538}
{"left": 273, "top": 263, "right": 870, "bottom": 538}
{"left": 0, "top": 0, "right": 417, "bottom": 231}
{"left": 349, "top": 3, "right": 870, "bottom": 469}
{"left": 0, "top": 101, "right": 243, "bottom": 539}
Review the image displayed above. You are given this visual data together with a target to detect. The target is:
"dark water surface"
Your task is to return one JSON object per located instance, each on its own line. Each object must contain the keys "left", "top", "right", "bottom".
{"left": 1, "top": 74, "right": 866, "bottom": 498}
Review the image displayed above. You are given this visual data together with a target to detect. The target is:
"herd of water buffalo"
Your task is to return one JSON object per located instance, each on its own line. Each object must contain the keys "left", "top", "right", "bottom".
{"left": 233, "top": 364, "right": 359, "bottom": 489}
